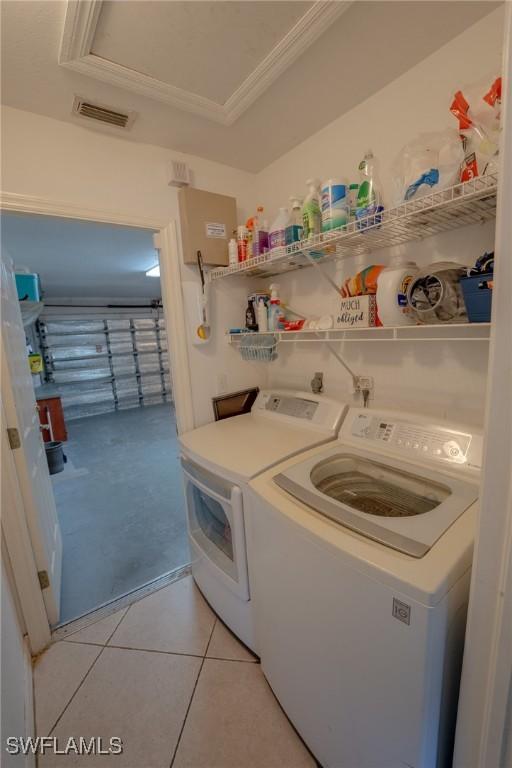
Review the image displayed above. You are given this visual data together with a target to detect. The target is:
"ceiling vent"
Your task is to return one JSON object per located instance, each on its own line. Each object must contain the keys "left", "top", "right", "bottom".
{"left": 72, "top": 96, "right": 136, "bottom": 130}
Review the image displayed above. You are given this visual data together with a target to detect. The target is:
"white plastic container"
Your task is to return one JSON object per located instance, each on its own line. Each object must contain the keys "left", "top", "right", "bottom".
{"left": 376, "top": 256, "right": 419, "bottom": 326}
{"left": 257, "top": 298, "right": 268, "bottom": 332}
{"left": 228, "top": 238, "right": 238, "bottom": 265}
{"left": 269, "top": 208, "right": 290, "bottom": 250}
{"left": 321, "top": 179, "right": 349, "bottom": 232}
{"left": 268, "top": 283, "right": 284, "bottom": 331}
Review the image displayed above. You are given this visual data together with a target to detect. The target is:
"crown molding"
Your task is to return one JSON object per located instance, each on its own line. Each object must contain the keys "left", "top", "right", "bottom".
{"left": 59, "top": 0, "right": 103, "bottom": 62}
{"left": 224, "top": 1, "right": 352, "bottom": 124}
{"left": 63, "top": 54, "right": 227, "bottom": 124}
{"left": 59, "top": 0, "right": 352, "bottom": 126}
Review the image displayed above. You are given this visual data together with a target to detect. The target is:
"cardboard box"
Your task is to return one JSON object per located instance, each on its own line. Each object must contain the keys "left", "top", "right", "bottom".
{"left": 335, "top": 295, "right": 379, "bottom": 328}
{"left": 178, "top": 187, "right": 237, "bottom": 266}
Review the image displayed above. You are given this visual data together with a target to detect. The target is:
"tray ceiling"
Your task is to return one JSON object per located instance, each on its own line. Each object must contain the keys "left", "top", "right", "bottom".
{"left": 92, "top": 2, "right": 312, "bottom": 105}
{"left": 60, "top": 0, "right": 348, "bottom": 125}
{"left": 1, "top": 1, "right": 502, "bottom": 171}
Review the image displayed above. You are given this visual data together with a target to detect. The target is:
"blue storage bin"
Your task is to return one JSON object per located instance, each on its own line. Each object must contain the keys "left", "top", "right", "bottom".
{"left": 15, "top": 272, "right": 41, "bottom": 302}
{"left": 460, "top": 273, "right": 493, "bottom": 322}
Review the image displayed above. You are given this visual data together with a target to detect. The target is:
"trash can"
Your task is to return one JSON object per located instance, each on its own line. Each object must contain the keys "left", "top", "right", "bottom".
{"left": 45, "top": 441, "right": 67, "bottom": 475}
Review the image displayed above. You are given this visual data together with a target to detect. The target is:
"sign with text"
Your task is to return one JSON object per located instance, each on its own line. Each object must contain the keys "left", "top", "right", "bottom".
{"left": 335, "top": 295, "right": 379, "bottom": 328}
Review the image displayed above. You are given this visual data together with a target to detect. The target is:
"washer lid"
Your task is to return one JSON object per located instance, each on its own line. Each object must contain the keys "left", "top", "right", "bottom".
{"left": 274, "top": 445, "right": 478, "bottom": 557}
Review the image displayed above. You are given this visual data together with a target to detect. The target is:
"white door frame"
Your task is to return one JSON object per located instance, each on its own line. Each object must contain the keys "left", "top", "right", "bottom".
{"left": 453, "top": 7, "right": 512, "bottom": 765}
{"left": 154, "top": 224, "right": 195, "bottom": 434}
{"left": 0, "top": 192, "right": 195, "bottom": 651}
{"left": 1, "top": 401, "right": 51, "bottom": 654}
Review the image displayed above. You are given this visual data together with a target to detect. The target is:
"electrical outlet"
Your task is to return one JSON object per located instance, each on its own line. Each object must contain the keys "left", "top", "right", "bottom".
{"left": 354, "top": 376, "right": 374, "bottom": 407}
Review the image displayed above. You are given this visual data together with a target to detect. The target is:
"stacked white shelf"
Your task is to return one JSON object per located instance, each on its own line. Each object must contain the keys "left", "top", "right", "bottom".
{"left": 227, "top": 324, "right": 491, "bottom": 345}
{"left": 211, "top": 173, "right": 498, "bottom": 281}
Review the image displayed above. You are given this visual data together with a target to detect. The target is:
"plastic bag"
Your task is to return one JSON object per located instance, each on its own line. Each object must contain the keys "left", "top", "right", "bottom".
{"left": 407, "top": 261, "right": 467, "bottom": 324}
{"left": 340, "top": 265, "right": 385, "bottom": 297}
{"left": 391, "top": 131, "right": 464, "bottom": 206}
{"left": 450, "top": 76, "right": 501, "bottom": 181}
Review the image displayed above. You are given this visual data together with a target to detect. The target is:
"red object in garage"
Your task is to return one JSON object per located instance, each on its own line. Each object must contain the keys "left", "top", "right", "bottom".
{"left": 37, "top": 396, "right": 67, "bottom": 443}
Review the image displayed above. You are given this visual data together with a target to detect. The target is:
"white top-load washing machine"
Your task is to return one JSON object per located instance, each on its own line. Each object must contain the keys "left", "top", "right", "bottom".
{"left": 248, "top": 407, "right": 481, "bottom": 768}
{"left": 179, "top": 389, "right": 347, "bottom": 652}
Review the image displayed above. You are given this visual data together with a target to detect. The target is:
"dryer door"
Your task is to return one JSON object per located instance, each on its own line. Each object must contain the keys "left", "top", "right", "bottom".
{"left": 181, "top": 456, "right": 249, "bottom": 600}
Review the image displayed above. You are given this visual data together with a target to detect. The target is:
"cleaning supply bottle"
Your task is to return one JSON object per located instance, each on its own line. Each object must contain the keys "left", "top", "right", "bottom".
{"left": 268, "top": 284, "right": 284, "bottom": 331}
{"left": 260, "top": 220, "right": 270, "bottom": 255}
{"left": 321, "top": 179, "right": 349, "bottom": 232}
{"left": 247, "top": 206, "right": 266, "bottom": 258}
{"left": 237, "top": 225, "right": 249, "bottom": 261}
{"left": 245, "top": 297, "right": 257, "bottom": 331}
{"left": 269, "top": 208, "right": 290, "bottom": 250}
{"left": 256, "top": 297, "right": 268, "bottom": 332}
{"left": 252, "top": 207, "right": 269, "bottom": 257}
{"left": 356, "top": 150, "right": 383, "bottom": 229}
{"left": 376, "top": 256, "right": 419, "bottom": 326}
{"left": 302, "top": 179, "right": 322, "bottom": 240}
{"left": 286, "top": 197, "right": 303, "bottom": 244}
{"left": 228, "top": 236, "right": 238, "bottom": 266}
{"left": 348, "top": 183, "right": 359, "bottom": 222}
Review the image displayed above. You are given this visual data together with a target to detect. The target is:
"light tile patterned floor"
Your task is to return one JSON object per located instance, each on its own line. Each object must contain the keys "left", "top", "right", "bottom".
{"left": 34, "top": 576, "right": 315, "bottom": 768}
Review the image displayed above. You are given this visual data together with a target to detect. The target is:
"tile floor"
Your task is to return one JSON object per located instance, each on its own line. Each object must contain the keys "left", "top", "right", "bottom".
{"left": 34, "top": 575, "right": 316, "bottom": 768}
{"left": 53, "top": 404, "right": 190, "bottom": 623}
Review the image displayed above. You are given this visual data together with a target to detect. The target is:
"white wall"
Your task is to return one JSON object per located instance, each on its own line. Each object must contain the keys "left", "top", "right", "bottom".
{"left": 1, "top": 543, "right": 35, "bottom": 768}
{"left": 1, "top": 6, "right": 505, "bottom": 428}
{"left": 248, "top": 7, "right": 504, "bottom": 428}
{"left": 1, "top": 106, "right": 267, "bottom": 426}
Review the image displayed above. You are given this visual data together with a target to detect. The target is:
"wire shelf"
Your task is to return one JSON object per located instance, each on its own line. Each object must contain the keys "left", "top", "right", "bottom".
{"left": 211, "top": 174, "right": 498, "bottom": 281}
{"left": 228, "top": 323, "right": 491, "bottom": 345}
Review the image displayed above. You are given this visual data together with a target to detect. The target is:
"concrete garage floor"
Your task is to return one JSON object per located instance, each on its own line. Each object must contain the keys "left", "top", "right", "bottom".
{"left": 52, "top": 403, "right": 190, "bottom": 625}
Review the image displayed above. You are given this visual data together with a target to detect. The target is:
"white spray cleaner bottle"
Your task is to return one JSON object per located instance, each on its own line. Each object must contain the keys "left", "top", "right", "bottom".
{"left": 268, "top": 284, "right": 283, "bottom": 331}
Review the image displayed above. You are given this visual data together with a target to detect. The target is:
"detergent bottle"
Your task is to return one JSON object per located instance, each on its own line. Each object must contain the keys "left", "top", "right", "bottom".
{"left": 376, "top": 256, "right": 419, "bottom": 326}
{"left": 248, "top": 206, "right": 268, "bottom": 257}
{"left": 286, "top": 197, "right": 304, "bottom": 244}
{"left": 269, "top": 209, "right": 290, "bottom": 250}
{"left": 302, "top": 179, "right": 322, "bottom": 239}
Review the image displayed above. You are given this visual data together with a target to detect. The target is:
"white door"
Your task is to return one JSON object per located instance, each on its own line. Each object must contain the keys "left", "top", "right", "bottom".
{"left": 1, "top": 250, "right": 62, "bottom": 624}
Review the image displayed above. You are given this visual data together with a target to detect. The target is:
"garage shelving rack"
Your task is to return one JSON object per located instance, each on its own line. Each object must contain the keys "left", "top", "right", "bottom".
{"left": 37, "top": 316, "right": 172, "bottom": 419}
{"left": 210, "top": 173, "right": 498, "bottom": 281}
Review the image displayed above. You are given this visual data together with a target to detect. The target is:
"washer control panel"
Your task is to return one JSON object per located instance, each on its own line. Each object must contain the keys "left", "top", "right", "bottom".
{"left": 264, "top": 394, "right": 319, "bottom": 420}
{"left": 350, "top": 412, "right": 471, "bottom": 464}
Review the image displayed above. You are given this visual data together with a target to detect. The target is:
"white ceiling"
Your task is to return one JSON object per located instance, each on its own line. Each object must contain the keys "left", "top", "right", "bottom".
{"left": 0, "top": 1, "right": 500, "bottom": 171}
{"left": 91, "top": 2, "right": 312, "bottom": 105}
{"left": 1, "top": 213, "right": 160, "bottom": 299}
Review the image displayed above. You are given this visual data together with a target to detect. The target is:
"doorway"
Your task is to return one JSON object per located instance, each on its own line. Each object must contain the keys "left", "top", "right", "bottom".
{"left": 1, "top": 212, "right": 190, "bottom": 625}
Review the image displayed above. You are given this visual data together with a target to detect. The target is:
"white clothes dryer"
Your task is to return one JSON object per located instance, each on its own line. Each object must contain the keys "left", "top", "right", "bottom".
{"left": 179, "top": 390, "right": 347, "bottom": 652}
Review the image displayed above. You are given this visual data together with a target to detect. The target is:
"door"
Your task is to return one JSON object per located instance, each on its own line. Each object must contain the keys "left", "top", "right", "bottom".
{"left": 181, "top": 456, "right": 249, "bottom": 600}
{"left": 453, "top": 6, "right": 512, "bottom": 764}
{"left": 1, "top": 250, "right": 62, "bottom": 624}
